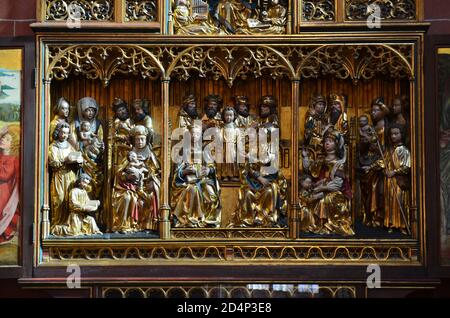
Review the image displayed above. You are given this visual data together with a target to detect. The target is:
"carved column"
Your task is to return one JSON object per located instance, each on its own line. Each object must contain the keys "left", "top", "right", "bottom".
{"left": 41, "top": 78, "right": 52, "bottom": 240}
{"left": 289, "top": 78, "right": 301, "bottom": 239}
{"left": 409, "top": 78, "right": 417, "bottom": 238}
{"left": 159, "top": 77, "right": 171, "bottom": 239}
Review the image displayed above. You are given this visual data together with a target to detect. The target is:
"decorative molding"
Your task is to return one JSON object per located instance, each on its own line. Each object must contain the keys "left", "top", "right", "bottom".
{"left": 233, "top": 245, "right": 415, "bottom": 261}
{"left": 45, "top": 43, "right": 414, "bottom": 87}
{"left": 46, "top": 45, "right": 164, "bottom": 86}
{"left": 44, "top": 243, "right": 417, "bottom": 262}
{"left": 292, "top": 44, "right": 414, "bottom": 83}
{"left": 102, "top": 285, "right": 357, "bottom": 298}
{"left": 171, "top": 229, "right": 288, "bottom": 239}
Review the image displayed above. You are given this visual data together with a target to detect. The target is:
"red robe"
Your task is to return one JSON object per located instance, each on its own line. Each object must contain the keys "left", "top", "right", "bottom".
{"left": 0, "top": 153, "right": 20, "bottom": 243}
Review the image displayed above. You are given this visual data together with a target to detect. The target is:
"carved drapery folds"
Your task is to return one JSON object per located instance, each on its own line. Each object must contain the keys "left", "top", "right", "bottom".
{"left": 345, "top": 0, "right": 416, "bottom": 21}
{"left": 125, "top": 0, "right": 158, "bottom": 21}
{"left": 45, "top": 43, "right": 414, "bottom": 86}
{"left": 302, "top": 0, "right": 336, "bottom": 22}
{"left": 45, "top": 0, "right": 114, "bottom": 21}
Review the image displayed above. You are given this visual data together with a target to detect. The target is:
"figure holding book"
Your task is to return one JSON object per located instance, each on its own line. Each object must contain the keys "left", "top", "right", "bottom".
{"left": 51, "top": 173, "right": 102, "bottom": 236}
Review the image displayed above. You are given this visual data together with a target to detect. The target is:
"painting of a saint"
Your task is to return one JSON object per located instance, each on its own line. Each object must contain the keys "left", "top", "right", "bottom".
{"left": 0, "top": 49, "right": 22, "bottom": 266}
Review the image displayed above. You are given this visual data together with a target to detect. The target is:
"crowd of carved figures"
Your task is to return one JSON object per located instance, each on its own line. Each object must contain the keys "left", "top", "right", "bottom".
{"left": 171, "top": 94, "right": 287, "bottom": 228}
{"left": 48, "top": 96, "right": 161, "bottom": 235}
{"left": 299, "top": 93, "right": 411, "bottom": 236}
{"left": 47, "top": 93, "right": 289, "bottom": 236}
{"left": 47, "top": 90, "right": 411, "bottom": 237}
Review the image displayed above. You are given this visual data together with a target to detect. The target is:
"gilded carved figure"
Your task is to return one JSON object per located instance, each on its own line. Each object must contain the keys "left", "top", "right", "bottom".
{"left": 171, "top": 125, "right": 222, "bottom": 228}
{"left": 112, "top": 125, "right": 161, "bottom": 233}
{"left": 49, "top": 97, "right": 71, "bottom": 143}
{"left": 301, "top": 128, "right": 354, "bottom": 236}
{"left": 111, "top": 98, "right": 133, "bottom": 170}
{"left": 220, "top": 106, "right": 240, "bottom": 181}
{"left": 230, "top": 95, "right": 287, "bottom": 228}
{"left": 304, "top": 94, "right": 329, "bottom": 157}
{"left": 381, "top": 124, "right": 411, "bottom": 234}
{"left": 49, "top": 122, "right": 82, "bottom": 235}
{"left": 178, "top": 94, "right": 200, "bottom": 130}
{"left": 233, "top": 95, "right": 257, "bottom": 129}
{"left": 172, "top": 0, "right": 287, "bottom": 35}
{"left": 328, "top": 94, "right": 349, "bottom": 140}
{"left": 72, "top": 97, "right": 105, "bottom": 199}
{"left": 51, "top": 173, "right": 102, "bottom": 236}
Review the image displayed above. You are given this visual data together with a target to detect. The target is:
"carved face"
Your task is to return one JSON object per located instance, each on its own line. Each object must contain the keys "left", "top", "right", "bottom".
{"left": 116, "top": 105, "right": 129, "bottom": 121}
{"left": 390, "top": 127, "right": 402, "bottom": 144}
{"left": 81, "top": 121, "right": 91, "bottom": 132}
{"left": 236, "top": 102, "right": 249, "bottom": 117}
{"left": 260, "top": 103, "right": 271, "bottom": 118}
{"left": 58, "top": 101, "right": 70, "bottom": 118}
{"left": 393, "top": 98, "right": 402, "bottom": 115}
{"left": 134, "top": 135, "right": 147, "bottom": 149}
{"left": 79, "top": 177, "right": 90, "bottom": 190}
{"left": 331, "top": 101, "right": 342, "bottom": 113}
{"left": 82, "top": 107, "right": 96, "bottom": 121}
{"left": 128, "top": 151, "right": 138, "bottom": 162}
{"left": 205, "top": 101, "right": 219, "bottom": 118}
{"left": 359, "top": 116, "right": 369, "bottom": 128}
{"left": 371, "top": 104, "right": 384, "bottom": 122}
{"left": 133, "top": 104, "right": 144, "bottom": 116}
{"left": 301, "top": 177, "right": 313, "bottom": 191}
{"left": 223, "top": 110, "right": 235, "bottom": 124}
{"left": 324, "top": 137, "right": 336, "bottom": 153}
{"left": 58, "top": 127, "right": 70, "bottom": 142}
{"left": 314, "top": 101, "right": 326, "bottom": 115}
{"left": 0, "top": 133, "right": 12, "bottom": 151}
{"left": 185, "top": 100, "right": 198, "bottom": 118}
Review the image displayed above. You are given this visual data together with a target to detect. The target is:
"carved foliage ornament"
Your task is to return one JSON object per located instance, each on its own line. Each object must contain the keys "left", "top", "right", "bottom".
{"left": 293, "top": 45, "right": 413, "bottom": 83}
{"left": 47, "top": 45, "right": 163, "bottom": 87}
{"left": 302, "top": 0, "right": 336, "bottom": 22}
{"left": 45, "top": 0, "right": 114, "bottom": 21}
{"left": 46, "top": 44, "right": 414, "bottom": 87}
{"left": 345, "top": 0, "right": 416, "bottom": 21}
{"left": 125, "top": 0, "right": 158, "bottom": 22}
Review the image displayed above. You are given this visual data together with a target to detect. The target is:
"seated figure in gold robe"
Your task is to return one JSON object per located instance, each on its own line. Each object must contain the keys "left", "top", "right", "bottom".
{"left": 229, "top": 96, "right": 287, "bottom": 228}
{"left": 170, "top": 126, "right": 222, "bottom": 227}
{"left": 173, "top": 0, "right": 225, "bottom": 35}
{"left": 112, "top": 125, "right": 161, "bottom": 233}
{"left": 302, "top": 128, "right": 354, "bottom": 236}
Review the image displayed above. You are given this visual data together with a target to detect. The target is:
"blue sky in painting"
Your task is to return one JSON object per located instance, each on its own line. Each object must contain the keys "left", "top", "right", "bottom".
{"left": 0, "top": 70, "right": 21, "bottom": 105}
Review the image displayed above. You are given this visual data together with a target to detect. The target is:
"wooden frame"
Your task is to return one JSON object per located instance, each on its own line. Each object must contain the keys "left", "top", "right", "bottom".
{"left": 18, "top": 1, "right": 442, "bottom": 297}
{"left": 29, "top": 32, "right": 426, "bottom": 268}
{"left": 0, "top": 37, "right": 35, "bottom": 279}
{"left": 426, "top": 35, "right": 450, "bottom": 278}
